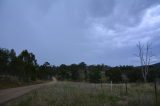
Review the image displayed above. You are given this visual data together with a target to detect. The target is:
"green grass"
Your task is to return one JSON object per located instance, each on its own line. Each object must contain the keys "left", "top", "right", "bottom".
{"left": 5, "top": 82, "right": 160, "bottom": 106}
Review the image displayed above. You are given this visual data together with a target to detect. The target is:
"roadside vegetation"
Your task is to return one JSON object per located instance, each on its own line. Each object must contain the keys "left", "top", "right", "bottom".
{"left": 0, "top": 76, "right": 48, "bottom": 89}
{"left": 5, "top": 82, "right": 160, "bottom": 106}
{"left": 0, "top": 47, "right": 160, "bottom": 105}
{"left": 0, "top": 47, "right": 160, "bottom": 89}
{"left": 0, "top": 48, "right": 54, "bottom": 89}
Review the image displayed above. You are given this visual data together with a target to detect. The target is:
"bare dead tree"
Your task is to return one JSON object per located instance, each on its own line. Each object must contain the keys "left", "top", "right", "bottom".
{"left": 137, "top": 42, "right": 152, "bottom": 83}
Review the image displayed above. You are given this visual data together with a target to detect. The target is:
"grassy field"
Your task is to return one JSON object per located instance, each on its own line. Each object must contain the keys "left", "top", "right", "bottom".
{"left": 4, "top": 82, "right": 160, "bottom": 106}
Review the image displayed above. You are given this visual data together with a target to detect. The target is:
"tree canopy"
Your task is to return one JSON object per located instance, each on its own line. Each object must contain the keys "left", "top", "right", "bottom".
{"left": 0, "top": 48, "right": 159, "bottom": 83}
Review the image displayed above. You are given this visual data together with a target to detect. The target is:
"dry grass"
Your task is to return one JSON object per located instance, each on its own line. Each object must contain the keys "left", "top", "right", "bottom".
{"left": 0, "top": 76, "right": 50, "bottom": 90}
{"left": 4, "top": 82, "right": 160, "bottom": 106}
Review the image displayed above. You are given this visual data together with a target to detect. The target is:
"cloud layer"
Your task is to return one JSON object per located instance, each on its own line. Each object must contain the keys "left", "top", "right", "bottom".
{"left": 0, "top": 0, "right": 160, "bottom": 66}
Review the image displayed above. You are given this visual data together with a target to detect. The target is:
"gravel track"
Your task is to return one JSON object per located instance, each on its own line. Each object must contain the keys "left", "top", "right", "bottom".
{"left": 0, "top": 80, "right": 56, "bottom": 105}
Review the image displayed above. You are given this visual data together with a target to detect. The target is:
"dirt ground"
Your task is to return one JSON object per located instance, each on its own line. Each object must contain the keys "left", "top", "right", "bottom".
{"left": 0, "top": 79, "right": 56, "bottom": 105}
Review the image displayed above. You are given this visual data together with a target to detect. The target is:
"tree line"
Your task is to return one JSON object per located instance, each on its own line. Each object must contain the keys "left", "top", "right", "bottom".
{"left": 0, "top": 48, "right": 159, "bottom": 83}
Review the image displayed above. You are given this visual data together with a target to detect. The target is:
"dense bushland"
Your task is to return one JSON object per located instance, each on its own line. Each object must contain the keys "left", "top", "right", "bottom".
{"left": 0, "top": 48, "right": 160, "bottom": 83}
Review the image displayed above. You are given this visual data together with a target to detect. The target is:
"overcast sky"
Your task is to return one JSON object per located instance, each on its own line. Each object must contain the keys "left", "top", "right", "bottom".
{"left": 0, "top": 0, "right": 160, "bottom": 66}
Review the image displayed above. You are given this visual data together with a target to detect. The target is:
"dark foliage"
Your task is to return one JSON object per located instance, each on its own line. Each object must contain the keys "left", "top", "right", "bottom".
{"left": 0, "top": 48, "right": 159, "bottom": 83}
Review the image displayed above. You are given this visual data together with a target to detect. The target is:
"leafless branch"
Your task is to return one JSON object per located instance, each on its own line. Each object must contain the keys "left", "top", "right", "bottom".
{"left": 136, "top": 41, "right": 153, "bottom": 82}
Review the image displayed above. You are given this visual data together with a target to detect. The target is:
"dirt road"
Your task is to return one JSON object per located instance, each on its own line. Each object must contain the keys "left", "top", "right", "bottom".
{"left": 0, "top": 81, "right": 56, "bottom": 105}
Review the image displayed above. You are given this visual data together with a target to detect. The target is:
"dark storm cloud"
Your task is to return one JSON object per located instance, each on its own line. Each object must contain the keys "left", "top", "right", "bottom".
{"left": 89, "top": 0, "right": 115, "bottom": 17}
{"left": 0, "top": 0, "right": 160, "bottom": 66}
